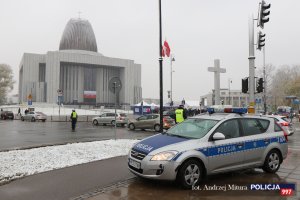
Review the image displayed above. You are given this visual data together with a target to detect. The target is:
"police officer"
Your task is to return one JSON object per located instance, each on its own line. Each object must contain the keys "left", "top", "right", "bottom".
{"left": 175, "top": 105, "right": 187, "bottom": 124}
{"left": 70, "top": 109, "right": 78, "bottom": 131}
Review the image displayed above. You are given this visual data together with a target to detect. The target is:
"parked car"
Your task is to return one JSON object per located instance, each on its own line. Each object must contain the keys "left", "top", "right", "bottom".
{"left": 0, "top": 111, "right": 14, "bottom": 120}
{"left": 92, "top": 113, "right": 128, "bottom": 126}
{"left": 163, "top": 109, "right": 176, "bottom": 120}
{"left": 264, "top": 115, "right": 295, "bottom": 136}
{"left": 127, "top": 114, "right": 175, "bottom": 131}
{"left": 21, "top": 111, "right": 47, "bottom": 122}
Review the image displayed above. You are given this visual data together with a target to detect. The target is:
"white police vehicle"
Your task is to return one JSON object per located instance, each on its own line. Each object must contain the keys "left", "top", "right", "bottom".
{"left": 128, "top": 107, "right": 288, "bottom": 189}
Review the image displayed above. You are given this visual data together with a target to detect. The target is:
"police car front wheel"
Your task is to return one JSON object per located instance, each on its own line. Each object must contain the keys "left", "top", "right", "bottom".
{"left": 177, "top": 159, "right": 203, "bottom": 189}
{"left": 262, "top": 150, "right": 281, "bottom": 173}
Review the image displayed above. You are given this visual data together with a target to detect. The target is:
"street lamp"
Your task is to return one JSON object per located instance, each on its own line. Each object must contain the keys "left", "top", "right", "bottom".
{"left": 158, "top": 0, "right": 163, "bottom": 132}
{"left": 170, "top": 55, "right": 175, "bottom": 103}
{"left": 228, "top": 78, "right": 232, "bottom": 105}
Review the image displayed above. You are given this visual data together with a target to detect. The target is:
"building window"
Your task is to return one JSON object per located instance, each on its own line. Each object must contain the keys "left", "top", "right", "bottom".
{"left": 39, "top": 63, "right": 46, "bottom": 82}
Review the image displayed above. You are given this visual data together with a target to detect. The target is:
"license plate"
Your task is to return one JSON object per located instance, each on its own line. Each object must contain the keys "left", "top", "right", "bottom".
{"left": 129, "top": 158, "right": 141, "bottom": 169}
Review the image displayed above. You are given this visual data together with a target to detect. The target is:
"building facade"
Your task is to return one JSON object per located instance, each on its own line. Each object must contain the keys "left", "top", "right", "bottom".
{"left": 201, "top": 89, "right": 250, "bottom": 107}
{"left": 19, "top": 18, "right": 142, "bottom": 106}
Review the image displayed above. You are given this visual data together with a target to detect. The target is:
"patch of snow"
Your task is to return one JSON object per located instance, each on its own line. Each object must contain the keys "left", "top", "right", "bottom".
{"left": 0, "top": 104, "right": 133, "bottom": 116}
{"left": 0, "top": 139, "right": 138, "bottom": 184}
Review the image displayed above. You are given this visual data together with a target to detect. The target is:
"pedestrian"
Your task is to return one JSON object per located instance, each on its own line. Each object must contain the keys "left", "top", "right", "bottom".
{"left": 70, "top": 109, "right": 78, "bottom": 131}
{"left": 182, "top": 98, "right": 185, "bottom": 106}
{"left": 175, "top": 105, "right": 187, "bottom": 124}
{"left": 18, "top": 108, "right": 21, "bottom": 116}
{"left": 290, "top": 112, "right": 294, "bottom": 122}
{"left": 25, "top": 109, "right": 28, "bottom": 115}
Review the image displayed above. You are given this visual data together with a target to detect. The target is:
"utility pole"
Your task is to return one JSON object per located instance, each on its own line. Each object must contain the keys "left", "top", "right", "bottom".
{"left": 248, "top": 15, "right": 256, "bottom": 114}
{"left": 170, "top": 55, "right": 175, "bottom": 104}
{"left": 263, "top": 46, "right": 267, "bottom": 114}
{"left": 158, "top": 0, "right": 163, "bottom": 132}
{"left": 228, "top": 78, "right": 232, "bottom": 105}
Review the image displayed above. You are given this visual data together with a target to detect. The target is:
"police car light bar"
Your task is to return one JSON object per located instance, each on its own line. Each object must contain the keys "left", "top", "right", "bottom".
{"left": 208, "top": 107, "right": 247, "bottom": 114}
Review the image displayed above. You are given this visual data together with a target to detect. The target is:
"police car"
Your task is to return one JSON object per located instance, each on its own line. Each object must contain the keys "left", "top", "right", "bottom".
{"left": 128, "top": 107, "right": 288, "bottom": 189}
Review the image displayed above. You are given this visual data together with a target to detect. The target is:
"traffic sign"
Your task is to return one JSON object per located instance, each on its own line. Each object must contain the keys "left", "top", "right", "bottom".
{"left": 293, "top": 99, "right": 299, "bottom": 105}
{"left": 108, "top": 77, "right": 122, "bottom": 94}
{"left": 249, "top": 102, "right": 255, "bottom": 106}
{"left": 57, "top": 89, "right": 63, "bottom": 96}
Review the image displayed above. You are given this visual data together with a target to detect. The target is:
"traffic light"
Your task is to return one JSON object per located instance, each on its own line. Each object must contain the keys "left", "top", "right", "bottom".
{"left": 242, "top": 77, "right": 249, "bottom": 93}
{"left": 257, "top": 31, "right": 265, "bottom": 50}
{"left": 256, "top": 78, "right": 264, "bottom": 93}
{"left": 258, "top": 0, "right": 271, "bottom": 29}
{"left": 221, "top": 100, "right": 224, "bottom": 105}
{"left": 167, "top": 91, "right": 171, "bottom": 98}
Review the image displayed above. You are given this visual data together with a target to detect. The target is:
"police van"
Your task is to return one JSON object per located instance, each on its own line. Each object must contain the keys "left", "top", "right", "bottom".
{"left": 128, "top": 107, "right": 288, "bottom": 189}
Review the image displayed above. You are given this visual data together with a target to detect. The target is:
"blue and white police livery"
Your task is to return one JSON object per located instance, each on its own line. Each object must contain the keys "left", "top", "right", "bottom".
{"left": 128, "top": 107, "right": 288, "bottom": 189}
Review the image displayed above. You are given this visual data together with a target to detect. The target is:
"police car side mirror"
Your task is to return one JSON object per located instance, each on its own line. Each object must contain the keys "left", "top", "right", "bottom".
{"left": 213, "top": 132, "right": 226, "bottom": 140}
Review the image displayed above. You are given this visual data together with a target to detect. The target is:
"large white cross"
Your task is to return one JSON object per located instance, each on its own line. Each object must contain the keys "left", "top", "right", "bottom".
{"left": 208, "top": 59, "right": 226, "bottom": 105}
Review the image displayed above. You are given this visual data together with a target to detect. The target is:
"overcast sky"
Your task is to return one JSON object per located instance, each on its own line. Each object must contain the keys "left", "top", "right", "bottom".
{"left": 0, "top": 0, "right": 299, "bottom": 101}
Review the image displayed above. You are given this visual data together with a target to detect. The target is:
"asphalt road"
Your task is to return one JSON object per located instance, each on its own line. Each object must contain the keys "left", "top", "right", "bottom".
{"left": 0, "top": 120, "right": 155, "bottom": 151}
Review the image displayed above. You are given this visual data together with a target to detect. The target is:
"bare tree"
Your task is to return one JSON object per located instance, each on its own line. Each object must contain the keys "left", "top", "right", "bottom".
{"left": 0, "top": 64, "right": 15, "bottom": 104}
{"left": 269, "top": 65, "right": 300, "bottom": 110}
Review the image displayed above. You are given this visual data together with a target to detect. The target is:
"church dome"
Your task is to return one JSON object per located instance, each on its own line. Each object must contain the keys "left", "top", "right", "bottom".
{"left": 59, "top": 18, "right": 98, "bottom": 52}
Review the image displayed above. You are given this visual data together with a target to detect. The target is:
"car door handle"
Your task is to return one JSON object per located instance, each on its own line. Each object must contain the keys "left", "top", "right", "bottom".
{"left": 264, "top": 139, "right": 270, "bottom": 143}
{"left": 236, "top": 143, "right": 244, "bottom": 147}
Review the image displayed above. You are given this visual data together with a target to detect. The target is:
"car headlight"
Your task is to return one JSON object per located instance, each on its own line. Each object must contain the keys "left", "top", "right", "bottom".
{"left": 150, "top": 151, "right": 178, "bottom": 161}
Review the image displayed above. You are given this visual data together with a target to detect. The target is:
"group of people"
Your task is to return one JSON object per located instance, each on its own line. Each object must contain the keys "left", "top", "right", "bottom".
{"left": 173, "top": 105, "right": 204, "bottom": 124}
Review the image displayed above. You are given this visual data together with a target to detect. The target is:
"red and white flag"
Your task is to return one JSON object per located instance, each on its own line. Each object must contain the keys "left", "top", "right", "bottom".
{"left": 162, "top": 40, "right": 171, "bottom": 57}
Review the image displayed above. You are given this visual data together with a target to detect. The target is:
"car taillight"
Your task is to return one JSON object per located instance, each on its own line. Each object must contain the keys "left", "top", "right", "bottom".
{"left": 276, "top": 122, "right": 288, "bottom": 141}
{"left": 280, "top": 122, "right": 289, "bottom": 126}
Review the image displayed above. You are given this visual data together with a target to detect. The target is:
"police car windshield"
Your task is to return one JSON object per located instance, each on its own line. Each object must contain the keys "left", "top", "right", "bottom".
{"left": 166, "top": 118, "right": 219, "bottom": 139}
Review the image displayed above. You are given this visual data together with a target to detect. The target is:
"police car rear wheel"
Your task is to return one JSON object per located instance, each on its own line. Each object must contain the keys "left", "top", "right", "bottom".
{"left": 178, "top": 159, "right": 203, "bottom": 189}
{"left": 263, "top": 150, "right": 281, "bottom": 173}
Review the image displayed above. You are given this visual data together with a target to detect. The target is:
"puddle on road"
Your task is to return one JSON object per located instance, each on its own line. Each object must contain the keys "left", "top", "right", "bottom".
{"left": 86, "top": 170, "right": 299, "bottom": 200}
{"left": 85, "top": 151, "right": 300, "bottom": 200}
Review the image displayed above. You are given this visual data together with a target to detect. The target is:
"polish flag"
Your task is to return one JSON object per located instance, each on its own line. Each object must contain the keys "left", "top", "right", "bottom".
{"left": 162, "top": 40, "right": 171, "bottom": 57}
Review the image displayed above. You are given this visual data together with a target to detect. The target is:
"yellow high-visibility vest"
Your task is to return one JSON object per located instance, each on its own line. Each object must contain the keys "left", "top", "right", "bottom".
{"left": 72, "top": 112, "right": 77, "bottom": 119}
{"left": 175, "top": 109, "right": 184, "bottom": 123}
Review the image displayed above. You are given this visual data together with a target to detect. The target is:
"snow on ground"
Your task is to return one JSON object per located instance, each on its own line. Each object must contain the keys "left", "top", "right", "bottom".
{"left": 0, "top": 104, "right": 133, "bottom": 116}
{"left": 0, "top": 139, "right": 138, "bottom": 185}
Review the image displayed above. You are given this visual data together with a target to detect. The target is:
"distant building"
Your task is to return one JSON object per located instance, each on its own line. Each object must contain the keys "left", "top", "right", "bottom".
{"left": 201, "top": 89, "right": 249, "bottom": 107}
{"left": 19, "top": 18, "right": 142, "bottom": 106}
{"left": 7, "top": 94, "right": 19, "bottom": 104}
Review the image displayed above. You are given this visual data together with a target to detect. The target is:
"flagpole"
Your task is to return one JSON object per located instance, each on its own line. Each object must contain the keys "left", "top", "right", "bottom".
{"left": 158, "top": 0, "right": 163, "bottom": 132}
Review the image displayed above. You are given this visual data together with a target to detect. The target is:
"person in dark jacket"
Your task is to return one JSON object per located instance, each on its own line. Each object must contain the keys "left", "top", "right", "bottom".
{"left": 70, "top": 109, "right": 78, "bottom": 131}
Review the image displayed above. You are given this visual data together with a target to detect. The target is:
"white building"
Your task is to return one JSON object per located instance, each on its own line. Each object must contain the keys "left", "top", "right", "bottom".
{"left": 201, "top": 89, "right": 250, "bottom": 107}
{"left": 19, "top": 18, "right": 142, "bottom": 106}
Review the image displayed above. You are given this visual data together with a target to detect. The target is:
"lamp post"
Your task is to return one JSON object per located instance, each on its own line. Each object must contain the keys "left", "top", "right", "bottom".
{"left": 158, "top": 0, "right": 163, "bottom": 132}
{"left": 170, "top": 54, "right": 175, "bottom": 103}
{"left": 228, "top": 78, "right": 232, "bottom": 105}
